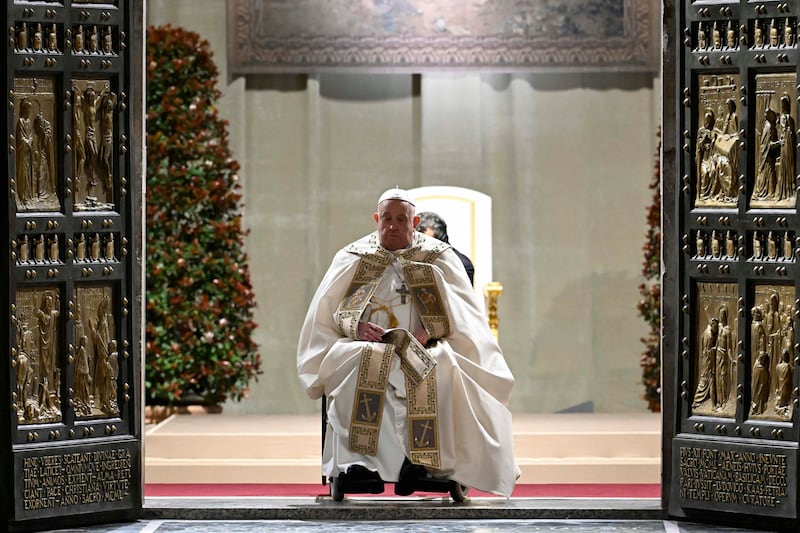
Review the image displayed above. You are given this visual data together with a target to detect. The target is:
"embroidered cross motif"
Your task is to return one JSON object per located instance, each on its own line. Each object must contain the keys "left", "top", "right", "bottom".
{"left": 396, "top": 282, "right": 410, "bottom": 304}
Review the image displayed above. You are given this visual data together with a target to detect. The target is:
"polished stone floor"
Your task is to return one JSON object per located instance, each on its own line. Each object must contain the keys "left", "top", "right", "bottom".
{"left": 35, "top": 497, "right": 785, "bottom": 533}
{"left": 41, "top": 519, "right": 776, "bottom": 532}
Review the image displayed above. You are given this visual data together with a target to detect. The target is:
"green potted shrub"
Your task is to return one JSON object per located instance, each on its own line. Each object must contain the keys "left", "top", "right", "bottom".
{"left": 145, "top": 24, "right": 261, "bottom": 412}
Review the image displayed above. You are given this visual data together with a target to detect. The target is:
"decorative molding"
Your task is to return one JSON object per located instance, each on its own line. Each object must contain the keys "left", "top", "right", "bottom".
{"left": 227, "top": 0, "right": 658, "bottom": 74}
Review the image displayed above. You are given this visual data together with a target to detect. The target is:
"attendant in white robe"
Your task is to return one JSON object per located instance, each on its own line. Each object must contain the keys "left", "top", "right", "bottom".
{"left": 297, "top": 188, "right": 519, "bottom": 497}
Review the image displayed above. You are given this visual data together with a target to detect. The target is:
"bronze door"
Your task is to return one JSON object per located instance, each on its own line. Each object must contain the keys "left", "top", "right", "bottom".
{"left": 1, "top": 1, "right": 143, "bottom": 530}
{"left": 667, "top": 1, "right": 800, "bottom": 529}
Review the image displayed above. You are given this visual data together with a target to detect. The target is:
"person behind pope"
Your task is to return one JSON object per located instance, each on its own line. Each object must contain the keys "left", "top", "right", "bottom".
{"left": 296, "top": 187, "right": 519, "bottom": 496}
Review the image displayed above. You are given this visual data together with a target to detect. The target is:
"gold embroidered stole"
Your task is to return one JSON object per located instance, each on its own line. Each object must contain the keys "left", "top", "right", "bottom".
{"left": 334, "top": 233, "right": 450, "bottom": 469}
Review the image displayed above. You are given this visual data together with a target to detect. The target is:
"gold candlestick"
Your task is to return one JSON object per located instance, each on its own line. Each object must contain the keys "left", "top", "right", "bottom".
{"left": 484, "top": 281, "right": 503, "bottom": 341}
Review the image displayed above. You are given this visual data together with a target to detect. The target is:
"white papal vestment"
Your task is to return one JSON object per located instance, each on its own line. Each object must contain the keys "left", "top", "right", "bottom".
{"left": 297, "top": 232, "right": 519, "bottom": 496}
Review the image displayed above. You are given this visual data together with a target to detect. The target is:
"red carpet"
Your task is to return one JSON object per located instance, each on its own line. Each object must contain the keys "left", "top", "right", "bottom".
{"left": 145, "top": 483, "right": 660, "bottom": 499}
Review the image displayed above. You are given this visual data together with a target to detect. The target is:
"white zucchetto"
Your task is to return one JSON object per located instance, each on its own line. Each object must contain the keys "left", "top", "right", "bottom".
{"left": 378, "top": 187, "right": 414, "bottom": 207}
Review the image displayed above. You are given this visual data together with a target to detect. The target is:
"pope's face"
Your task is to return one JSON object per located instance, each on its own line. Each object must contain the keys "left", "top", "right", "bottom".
{"left": 374, "top": 199, "right": 419, "bottom": 251}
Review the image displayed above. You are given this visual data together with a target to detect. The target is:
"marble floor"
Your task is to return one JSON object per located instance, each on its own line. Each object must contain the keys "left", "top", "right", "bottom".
{"left": 34, "top": 497, "right": 782, "bottom": 533}
{"left": 40, "top": 519, "right": 776, "bottom": 532}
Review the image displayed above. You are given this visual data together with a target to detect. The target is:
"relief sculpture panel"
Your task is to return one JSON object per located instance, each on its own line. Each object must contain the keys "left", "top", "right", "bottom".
{"left": 695, "top": 75, "right": 740, "bottom": 208}
{"left": 13, "top": 288, "right": 63, "bottom": 425}
{"left": 749, "top": 18, "right": 796, "bottom": 50}
{"left": 750, "top": 230, "right": 796, "bottom": 262}
{"left": 692, "top": 282, "right": 738, "bottom": 418}
{"left": 695, "top": 229, "right": 738, "bottom": 260}
{"left": 13, "top": 77, "right": 59, "bottom": 213}
{"left": 72, "top": 79, "right": 117, "bottom": 212}
{"left": 750, "top": 285, "right": 796, "bottom": 421}
{"left": 73, "top": 286, "right": 119, "bottom": 419}
{"left": 751, "top": 73, "right": 797, "bottom": 209}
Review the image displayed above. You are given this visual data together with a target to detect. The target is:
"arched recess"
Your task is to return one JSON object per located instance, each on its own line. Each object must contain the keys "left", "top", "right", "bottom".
{"left": 408, "top": 186, "right": 493, "bottom": 313}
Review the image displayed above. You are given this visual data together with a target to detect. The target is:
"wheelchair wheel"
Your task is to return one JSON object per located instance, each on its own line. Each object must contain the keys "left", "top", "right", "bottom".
{"left": 330, "top": 476, "right": 345, "bottom": 502}
{"left": 449, "top": 481, "right": 469, "bottom": 502}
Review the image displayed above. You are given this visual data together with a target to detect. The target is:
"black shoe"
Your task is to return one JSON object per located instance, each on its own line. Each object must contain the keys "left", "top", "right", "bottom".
{"left": 336, "top": 465, "right": 384, "bottom": 494}
{"left": 394, "top": 458, "right": 428, "bottom": 496}
{"left": 342, "top": 465, "right": 381, "bottom": 482}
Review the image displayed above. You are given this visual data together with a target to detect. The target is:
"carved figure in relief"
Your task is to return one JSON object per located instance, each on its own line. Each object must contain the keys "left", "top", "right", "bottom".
{"left": 15, "top": 318, "right": 34, "bottom": 414}
{"left": 755, "top": 24, "right": 764, "bottom": 47}
{"left": 721, "top": 98, "right": 739, "bottom": 135}
{"left": 775, "top": 349, "right": 793, "bottom": 417}
{"left": 91, "top": 233, "right": 101, "bottom": 261}
{"left": 105, "top": 339, "right": 119, "bottom": 411}
{"left": 19, "top": 235, "right": 29, "bottom": 263}
{"left": 785, "top": 18, "right": 794, "bottom": 47}
{"left": 711, "top": 231, "right": 721, "bottom": 258}
{"left": 784, "top": 231, "right": 793, "bottom": 259}
{"left": 696, "top": 110, "right": 719, "bottom": 199}
{"left": 781, "top": 305, "right": 795, "bottom": 357}
{"left": 696, "top": 231, "right": 706, "bottom": 257}
{"left": 76, "top": 233, "right": 86, "bottom": 261}
{"left": 693, "top": 317, "right": 719, "bottom": 408}
{"left": 94, "top": 338, "right": 114, "bottom": 413}
{"left": 715, "top": 305, "right": 735, "bottom": 410}
{"left": 712, "top": 22, "right": 722, "bottom": 49}
{"left": 73, "top": 25, "right": 84, "bottom": 53}
{"left": 73, "top": 89, "right": 87, "bottom": 190}
{"left": 16, "top": 314, "right": 41, "bottom": 422}
{"left": 34, "top": 111, "right": 56, "bottom": 198}
{"left": 84, "top": 86, "right": 101, "bottom": 199}
{"left": 711, "top": 99, "right": 740, "bottom": 200}
{"left": 105, "top": 233, "right": 115, "bottom": 260}
{"left": 765, "top": 292, "right": 782, "bottom": 388}
{"left": 99, "top": 91, "right": 117, "bottom": 192}
{"left": 775, "top": 94, "right": 796, "bottom": 202}
{"left": 752, "top": 305, "right": 768, "bottom": 362}
{"left": 753, "top": 232, "right": 763, "bottom": 259}
{"left": 770, "top": 19, "right": 779, "bottom": 47}
{"left": 103, "top": 26, "right": 113, "bottom": 54}
{"left": 16, "top": 99, "right": 36, "bottom": 206}
{"left": 752, "top": 350, "right": 771, "bottom": 415}
{"left": 767, "top": 231, "right": 778, "bottom": 259}
{"left": 18, "top": 22, "right": 27, "bottom": 50}
{"left": 48, "top": 24, "right": 58, "bottom": 52}
{"left": 725, "top": 231, "right": 736, "bottom": 258}
{"left": 109, "top": 339, "right": 119, "bottom": 387}
{"left": 697, "top": 23, "right": 707, "bottom": 49}
{"left": 34, "top": 234, "right": 45, "bottom": 262}
{"left": 32, "top": 23, "right": 42, "bottom": 52}
{"left": 36, "top": 292, "right": 60, "bottom": 415}
{"left": 90, "top": 295, "right": 113, "bottom": 404}
{"left": 75, "top": 302, "right": 85, "bottom": 349}
{"left": 89, "top": 26, "right": 99, "bottom": 53}
{"left": 74, "top": 335, "right": 93, "bottom": 414}
{"left": 726, "top": 21, "right": 736, "bottom": 49}
{"left": 48, "top": 235, "right": 59, "bottom": 263}
{"left": 753, "top": 109, "right": 780, "bottom": 201}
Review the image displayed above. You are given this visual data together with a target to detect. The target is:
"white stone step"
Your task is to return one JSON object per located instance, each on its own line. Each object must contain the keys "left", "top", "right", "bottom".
{"left": 144, "top": 413, "right": 661, "bottom": 485}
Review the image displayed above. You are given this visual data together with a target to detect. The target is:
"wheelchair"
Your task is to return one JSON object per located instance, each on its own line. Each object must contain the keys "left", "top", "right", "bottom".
{"left": 321, "top": 396, "right": 469, "bottom": 502}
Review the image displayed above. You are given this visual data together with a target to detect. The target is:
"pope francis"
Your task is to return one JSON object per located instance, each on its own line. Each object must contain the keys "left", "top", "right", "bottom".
{"left": 297, "top": 187, "right": 519, "bottom": 497}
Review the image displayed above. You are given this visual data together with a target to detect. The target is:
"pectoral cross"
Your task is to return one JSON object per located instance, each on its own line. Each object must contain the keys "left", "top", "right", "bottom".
{"left": 396, "top": 282, "right": 410, "bottom": 304}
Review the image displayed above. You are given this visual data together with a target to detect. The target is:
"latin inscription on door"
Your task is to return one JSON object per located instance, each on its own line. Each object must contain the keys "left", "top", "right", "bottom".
{"left": 15, "top": 440, "right": 138, "bottom": 519}
{"left": 676, "top": 438, "right": 796, "bottom": 518}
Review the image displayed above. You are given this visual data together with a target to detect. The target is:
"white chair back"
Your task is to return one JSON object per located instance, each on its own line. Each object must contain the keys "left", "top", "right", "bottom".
{"left": 408, "top": 186, "right": 493, "bottom": 313}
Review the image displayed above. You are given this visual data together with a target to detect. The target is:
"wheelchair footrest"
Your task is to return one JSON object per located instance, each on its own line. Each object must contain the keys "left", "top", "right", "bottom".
{"left": 406, "top": 477, "right": 454, "bottom": 493}
{"left": 336, "top": 478, "right": 384, "bottom": 494}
